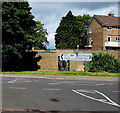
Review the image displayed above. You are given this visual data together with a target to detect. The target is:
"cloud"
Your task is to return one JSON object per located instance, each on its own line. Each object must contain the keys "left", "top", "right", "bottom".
{"left": 46, "top": 33, "right": 55, "bottom": 49}
{"left": 28, "top": 0, "right": 119, "bottom": 2}
{"left": 72, "top": 5, "right": 118, "bottom": 16}
{"left": 29, "top": 2, "right": 118, "bottom": 49}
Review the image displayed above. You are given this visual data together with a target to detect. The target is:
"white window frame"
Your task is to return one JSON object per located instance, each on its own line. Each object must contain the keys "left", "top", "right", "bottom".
{"left": 116, "top": 36, "right": 120, "bottom": 41}
{"left": 89, "top": 29, "right": 92, "bottom": 34}
{"left": 107, "top": 36, "right": 111, "bottom": 42}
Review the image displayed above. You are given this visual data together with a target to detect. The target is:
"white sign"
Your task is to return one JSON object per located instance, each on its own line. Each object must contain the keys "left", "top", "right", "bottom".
{"left": 60, "top": 53, "right": 92, "bottom": 61}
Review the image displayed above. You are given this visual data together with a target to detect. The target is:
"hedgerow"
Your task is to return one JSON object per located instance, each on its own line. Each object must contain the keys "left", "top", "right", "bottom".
{"left": 84, "top": 53, "right": 120, "bottom": 73}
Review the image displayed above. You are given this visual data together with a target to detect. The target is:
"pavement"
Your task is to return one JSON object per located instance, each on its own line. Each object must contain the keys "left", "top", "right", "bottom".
{"left": 1, "top": 73, "right": 119, "bottom": 81}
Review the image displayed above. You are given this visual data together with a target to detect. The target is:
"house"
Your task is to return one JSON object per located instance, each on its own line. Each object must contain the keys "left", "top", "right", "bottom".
{"left": 86, "top": 12, "right": 120, "bottom": 50}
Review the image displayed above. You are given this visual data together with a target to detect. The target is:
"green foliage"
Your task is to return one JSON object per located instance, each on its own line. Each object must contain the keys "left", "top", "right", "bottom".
{"left": 2, "top": 71, "right": 120, "bottom": 76}
{"left": 2, "top": 2, "right": 49, "bottom": 56}
{"left": 55, "top": 10, "right": 92, "bottom": 49}
{"left": 2, "top": 2, "right": 35, "bottom": 58}
{"left": 2, "top": 2, "right": 48, "bottom": 71}
{"left": 85, "top": 53, "right": 120, "bottom": 73}
{"left": 34, "top": 21, "right": 49, "bottom": 49}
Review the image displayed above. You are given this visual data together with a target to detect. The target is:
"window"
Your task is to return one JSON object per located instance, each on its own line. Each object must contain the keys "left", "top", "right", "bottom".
{"left": 107, "top": 26, "right": 112, "bottom": 31}
{"left": 118, "top": 37, "right": 120, "bottom": 41}
{"left": 89, "top": 29, "right": 92, "bottom": 34}
{"left": 116, "top": 37, "right": 120, "bottom": 41}
{"left": 116, "top": 27, "right": 120, "bottom": 30}
{"left": 107, "top": 36, "right": 111, "bottom": 41}
{"left": 89, "top": 38, "right": 93, "bottom": 45}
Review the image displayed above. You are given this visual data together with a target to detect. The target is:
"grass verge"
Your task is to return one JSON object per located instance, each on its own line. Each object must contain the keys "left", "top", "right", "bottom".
{"left": 1, "top": 71, "right": 120, "bottom": 77}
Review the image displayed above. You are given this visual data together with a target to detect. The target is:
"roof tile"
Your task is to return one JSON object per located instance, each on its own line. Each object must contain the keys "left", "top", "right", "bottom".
{"left": 95, "top": 15, "right": 120, "bottom": 26}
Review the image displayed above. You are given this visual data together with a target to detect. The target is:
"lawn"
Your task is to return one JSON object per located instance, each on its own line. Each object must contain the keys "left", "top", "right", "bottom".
{"left": 1, "top": 71, "right": 120, "bottom": 77}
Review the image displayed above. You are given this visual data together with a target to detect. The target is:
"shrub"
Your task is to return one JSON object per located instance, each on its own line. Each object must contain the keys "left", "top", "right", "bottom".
{"left": 84, "top": 53, "right": 120, "bottom": 73}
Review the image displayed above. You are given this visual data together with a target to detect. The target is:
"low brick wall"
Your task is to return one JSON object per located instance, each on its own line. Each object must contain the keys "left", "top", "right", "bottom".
{"left": 34, "top": 49, "right": 120, "bottom": 71}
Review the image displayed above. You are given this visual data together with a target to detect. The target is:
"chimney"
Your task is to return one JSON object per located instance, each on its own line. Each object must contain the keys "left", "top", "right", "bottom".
{"left": 108, "top": 12, "right": 114, "bottom": 16}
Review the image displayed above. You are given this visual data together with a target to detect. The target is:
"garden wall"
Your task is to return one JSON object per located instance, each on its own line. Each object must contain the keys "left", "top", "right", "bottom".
{"left": 34, "top": 49, "right": 120, "bottom": 71}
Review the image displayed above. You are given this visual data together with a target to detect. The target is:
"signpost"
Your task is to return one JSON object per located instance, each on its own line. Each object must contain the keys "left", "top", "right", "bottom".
{"left": 60, "top": 53, "right": 92, "bottom": 61}
{"left": 59, "top": 45, "right": 92, "bottom": 73}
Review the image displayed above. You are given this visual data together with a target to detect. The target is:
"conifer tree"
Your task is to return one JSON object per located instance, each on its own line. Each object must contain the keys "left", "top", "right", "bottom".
{"left": 55, "top": 10, "right": 92, "bottom": 49}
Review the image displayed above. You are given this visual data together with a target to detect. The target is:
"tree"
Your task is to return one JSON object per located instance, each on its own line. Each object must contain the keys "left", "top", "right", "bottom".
{"left": 2, "top": 2, "right": 35, "bottom": 58}
{"left": 55, "top": 10, "right": 92, "bottom": 49}
{"left": 34, "top": 21, "right": 49, "bottom": 50}
{"left": 76, "top": 14, "right": 92, "bottom": 47}
{"left": 2, "top": 2, "right": 48, "bottom": 71}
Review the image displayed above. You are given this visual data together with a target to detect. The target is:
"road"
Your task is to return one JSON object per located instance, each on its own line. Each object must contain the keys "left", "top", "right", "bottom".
{"left": 1, "top": 75, "right": 120, "bottom": 112}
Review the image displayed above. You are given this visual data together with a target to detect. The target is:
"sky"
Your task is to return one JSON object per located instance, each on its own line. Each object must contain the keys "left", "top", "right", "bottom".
{"left": 28, "top": 1, "right": 119, "bottom": 49}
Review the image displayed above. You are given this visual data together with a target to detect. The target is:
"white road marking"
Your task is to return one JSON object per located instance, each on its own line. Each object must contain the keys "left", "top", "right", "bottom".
{"left": 7, "top": 79, "right": 31, "bottom": 83}
{"left": 48, "top": 81, "right": 75, "bottom": 85}
{"left": 59, "top": 81, "right": 75, "bottom": 83}
{"left": 10, "top": 87, "right": 27, "bottom": 90}
{"left": 96, "top": 84, "right": 105, "bottom": 86}
{"left": 72, "top": 89, "right": 120, "bottom": 108}
{"left": 48, "top": 83, "right": 60, "bottom": 85}
{"left": 112, "top": 91, "right": 120, "bottom": 93}
{"left": 43, "top": 88, "right": 61, "bottom": 91}
{"left": 8, "top": 79, "right": 18, "bottom": 83}
{"left": 17, "top": 81, "right": 31, "bottom": 83}
{"left": 68, "top": 84, "right": 94, "bottom": 86}
{"left": 77, "top": 90, "right": 95, "bottom": 93}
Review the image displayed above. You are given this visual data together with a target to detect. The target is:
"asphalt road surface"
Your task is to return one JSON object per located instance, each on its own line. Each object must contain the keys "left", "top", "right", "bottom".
{"left": 2, "top": 75, "right": 120, "bottom": 112}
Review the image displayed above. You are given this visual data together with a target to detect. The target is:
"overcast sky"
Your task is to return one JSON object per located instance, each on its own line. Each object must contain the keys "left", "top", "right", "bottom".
{"left": 28, "top": 2, "right": 119, "bottom": 49}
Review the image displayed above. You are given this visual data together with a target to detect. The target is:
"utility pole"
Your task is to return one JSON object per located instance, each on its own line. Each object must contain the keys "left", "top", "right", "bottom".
{"left": 75, "top": 45, "right": 79, "bottom": 75}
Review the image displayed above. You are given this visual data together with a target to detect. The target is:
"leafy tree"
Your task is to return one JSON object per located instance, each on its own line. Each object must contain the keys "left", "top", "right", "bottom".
{"left": 84, "top": 53, "right": 120, "bottom": 73}
{"left": 34, "top": 21, "right": 49, "bottom": 50}
{"left": 76, "top": 14, "right": 92, "bottom": 47}
{"left": 2, "top": 2, "right": 35, "bottom": 58}
{"left": 2, "top": 2, "right": 48, "bottom": 71}
{"left": 55, "top": 10, "right": 92, "bottom": 49}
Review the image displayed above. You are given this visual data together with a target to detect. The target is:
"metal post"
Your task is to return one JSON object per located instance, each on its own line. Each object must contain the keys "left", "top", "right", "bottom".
{"left": 75, "top": 45, "right": 79, "bottom": 75}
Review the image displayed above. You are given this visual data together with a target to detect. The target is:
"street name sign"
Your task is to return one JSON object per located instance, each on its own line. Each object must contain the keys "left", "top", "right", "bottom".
{"left": 60, "top": 53, "right": 92, "bottom": 61}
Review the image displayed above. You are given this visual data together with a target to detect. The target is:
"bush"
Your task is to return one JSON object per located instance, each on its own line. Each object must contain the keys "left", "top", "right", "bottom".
{"left": 84, "top": 53, "right": 120, "bottom": 73}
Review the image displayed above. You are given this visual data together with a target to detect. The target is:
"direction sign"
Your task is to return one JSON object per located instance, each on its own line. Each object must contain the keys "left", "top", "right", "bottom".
{"left": 60, "top": 53, "right": 92, "bottom": 61}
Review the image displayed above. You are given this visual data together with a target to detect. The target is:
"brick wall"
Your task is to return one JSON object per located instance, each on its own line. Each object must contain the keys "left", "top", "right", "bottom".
{"left": 103, "top": 27, "right": 119, "bottom": 49}
{"left": 88, "top": 17, "right": 119, "bottom": 50}
{"left": 34, "top": 49, "right": 120, "bottom": 71}
{"left": 88, "top": 18, "right": 103, "bottom": 50}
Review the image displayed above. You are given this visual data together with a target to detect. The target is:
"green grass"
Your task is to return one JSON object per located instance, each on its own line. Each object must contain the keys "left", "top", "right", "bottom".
{"left": 1, "top": 71, "right": 120, "bottom": 77}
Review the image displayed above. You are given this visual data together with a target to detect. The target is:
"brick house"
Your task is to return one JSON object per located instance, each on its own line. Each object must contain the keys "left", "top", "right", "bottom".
{"left": 86, "top": 12, "right": 120, "bottom": 50}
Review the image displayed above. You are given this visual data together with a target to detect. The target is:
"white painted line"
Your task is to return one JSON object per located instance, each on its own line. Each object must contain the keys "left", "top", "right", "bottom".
{"left": 72, "top": 89, "right": 120, "bottom": 108}
{"left": 48, "top": 81, "right": 75, "bottom": 85}
{"left": 77, "top": 90, "right": 95, "bottom": 93}
{"left": 10, "top": 87, "right": 27, "bottom": 90}
{"left": 43, "top": 88, "right": 61, "bottom": 91}
{"left": 96, "top": 84, "right": 105, "bottom": 86}
{"left": 8, "top": 79, "right": 18, "bottom": 83}
{"left": 112, "top": 91, "right": 120, "bottom": 93}
{"left": 17, "top": 81, "right": 31, "bottom": 83}
{"left": 58, "top": 81, "right": 75, "bottom": 83}
{"left": 48, "top": 83, "right": 60, "bottom": 85}
{"left": 68, "top": 84, "right": 94, "bottom": 86}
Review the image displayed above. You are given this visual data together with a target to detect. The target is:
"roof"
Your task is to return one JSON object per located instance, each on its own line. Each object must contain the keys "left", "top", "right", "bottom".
{"left": 89, "top": 15, "right": 120, "bottom": 27}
